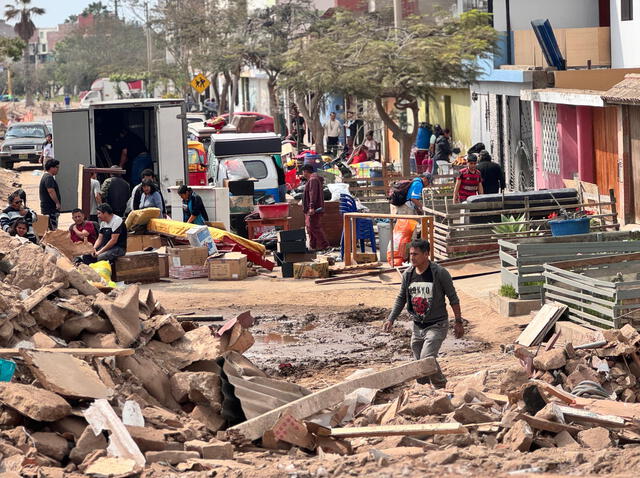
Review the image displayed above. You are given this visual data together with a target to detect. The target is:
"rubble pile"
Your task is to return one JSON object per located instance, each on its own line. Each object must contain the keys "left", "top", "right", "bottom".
{"left": 0, "top": 231, "right": 310, "bottom": 475}
{"left": 0, "top": 168, "right": 21, "bottom": 206}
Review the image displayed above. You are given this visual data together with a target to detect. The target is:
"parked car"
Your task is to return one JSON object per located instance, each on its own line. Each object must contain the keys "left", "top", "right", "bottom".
{"left": 0, "top": 121, "right": 50, "bottom": 169}
{"left": 186, "top": 113, "right": 207, "bottom": 125}
{"left": 219, "top": 112, "right": 274, "bottom": 133}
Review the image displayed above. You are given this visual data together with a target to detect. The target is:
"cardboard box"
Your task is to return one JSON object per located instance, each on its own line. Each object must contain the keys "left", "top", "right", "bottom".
{"left": 229, "top": 195, "right": 254, "bottom": 214}
{"left": 127, "top": 235, "right": 162, "bottom": 252}
{"left": 169, "top": 264, "right": 208, "bottom": 280}
{"left": 208, "top": 252, "right": 248, "bottom": 281}
{"left": 293, "top": 261, "right": 329, "bottom": 279}
{"left": 113, "top": 252, "right": 160, "bottom": 283}
{"left": 186, "top": 226, "right": 217, "bottom": 255}
{"left": 158, "top": 255, "right": 169, "bottom": 278}
{"left": 167, "top": 246, "right": 209, "bottom": 267}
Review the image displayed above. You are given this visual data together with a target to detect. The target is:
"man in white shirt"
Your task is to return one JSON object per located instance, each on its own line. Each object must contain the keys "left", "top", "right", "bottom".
{"left": 324, "top": 112, "right": 342, "bottom": 155}
{"left": 40, "top": 133, "right": 54, "bottom": 164}
{"left": 89, "top": 171, "right": 102, "bottom": 222}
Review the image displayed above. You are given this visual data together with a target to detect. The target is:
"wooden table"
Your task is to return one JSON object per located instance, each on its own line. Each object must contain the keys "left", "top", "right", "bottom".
{"left": 246, "top": 217, "right": 290, "bottom": 240}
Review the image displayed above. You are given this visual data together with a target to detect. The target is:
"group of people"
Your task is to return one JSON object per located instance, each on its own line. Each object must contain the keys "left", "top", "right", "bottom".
{"left": 322, "top": 111, "right": 379, "bottom": 163}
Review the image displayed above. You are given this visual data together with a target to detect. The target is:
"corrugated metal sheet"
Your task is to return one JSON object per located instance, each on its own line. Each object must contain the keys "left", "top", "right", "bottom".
{"left": 218, "top": 351, "right": 310, "bottom": 427}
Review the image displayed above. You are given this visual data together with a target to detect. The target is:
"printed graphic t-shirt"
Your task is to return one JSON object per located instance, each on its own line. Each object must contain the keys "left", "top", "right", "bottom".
{"left": 407, "top": 267, "right": 434, "bottom": 322}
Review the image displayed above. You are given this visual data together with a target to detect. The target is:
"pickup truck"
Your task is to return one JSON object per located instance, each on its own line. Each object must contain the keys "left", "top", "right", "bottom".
{"left": 0, "top": 121, "right": 50, "bottom": 169}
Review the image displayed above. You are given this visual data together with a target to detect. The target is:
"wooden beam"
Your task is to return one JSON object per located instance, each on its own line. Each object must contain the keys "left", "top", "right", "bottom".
{"left": 517, "top": 413, "right": 582, "bottom": 435}
{"left": 320, "top": 422, "right": 465, "bottom": 438}
{"left": 228, "top": 358, "right": 437, "bottom": 441}
{"left": 0, "top": 348, "right": 135, "bottom": 357}
{"left": 22, "top": 282, "right": 66, "bottom": 312}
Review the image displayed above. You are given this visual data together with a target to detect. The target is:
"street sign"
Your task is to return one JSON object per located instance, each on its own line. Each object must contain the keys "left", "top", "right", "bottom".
{"left": 190, "top": 73, "right": 210, "bottom": 94}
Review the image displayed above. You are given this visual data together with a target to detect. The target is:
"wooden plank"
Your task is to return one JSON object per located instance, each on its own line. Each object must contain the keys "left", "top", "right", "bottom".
{"left": 517, "top": 413, "right": 582, "bottom": 435}
{"left": 0, "top": 348, "right": 134, "bottom": 357}
{"left": 22, "top": 282, "right": 66, "bottom": 312}
{"left": 516, "top": 303, "right": 567, "bottom": 346}
{"left": 322, "top": 423, "right": 465, "bottom": 438}
{"left": 548, "top": 252, "right": 640, "bottom": 271}
{"left": 556, "top": 404, "right": 627, "bottom": 428}
{"left": 228, "top": 358, "right": 438, "bottom": 441}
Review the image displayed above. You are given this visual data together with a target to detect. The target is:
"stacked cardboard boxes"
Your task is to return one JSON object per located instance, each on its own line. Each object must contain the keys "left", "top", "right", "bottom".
{"left": 274, "top": 229, "right": 315, "bottom": 278}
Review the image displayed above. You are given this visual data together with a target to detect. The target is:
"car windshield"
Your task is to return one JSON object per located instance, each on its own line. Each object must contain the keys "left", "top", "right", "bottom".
{"left": 6, "top": 125, "right": 46, "bottom": 139}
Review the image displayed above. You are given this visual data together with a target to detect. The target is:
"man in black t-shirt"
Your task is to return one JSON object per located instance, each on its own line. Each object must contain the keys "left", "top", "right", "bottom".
{"left": 101, "top": 166, "right": 131, "bottom": 217}
{"left": 383, "top": 239, "right": 464, "bottom": 388}
{"left": 39, "top": 159, "right": 61, "bottom": 230}
{"left": 476, "top": 150, "right": 505, "bottom": 194}
{"left": 79, "top": 203, "right": 127, "bottom": 265}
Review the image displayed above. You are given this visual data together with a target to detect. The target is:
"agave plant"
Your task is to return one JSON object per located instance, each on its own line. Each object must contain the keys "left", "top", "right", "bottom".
{"left": 492, "top": 214, "right": 538, "bottom": 235}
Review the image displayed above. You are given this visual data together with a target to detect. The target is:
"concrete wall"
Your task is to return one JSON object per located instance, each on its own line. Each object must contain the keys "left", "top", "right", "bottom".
{"left": 610, "top": 0, "right": 640, "bottom": 67}
{"left": 493, "top": 0, "right": 600, "bottom": 31}
{"left": 426, "top": 87, "right": 472, "bottom": 152}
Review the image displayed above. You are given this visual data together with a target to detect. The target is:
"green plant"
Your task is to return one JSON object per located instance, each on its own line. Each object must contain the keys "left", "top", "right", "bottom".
{"left": 499, "top": 284, "right": 517, "bottom": 299}
{"left": 493, "top": 214, "right": 538, "bottom": 235}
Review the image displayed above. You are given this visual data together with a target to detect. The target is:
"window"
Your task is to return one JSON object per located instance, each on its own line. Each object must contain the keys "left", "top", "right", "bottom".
{"left": 243, "top": 160, "right": 268, "bottom": 180}
{"left": 622, "top": 0, "right": 633, "bottom": 21}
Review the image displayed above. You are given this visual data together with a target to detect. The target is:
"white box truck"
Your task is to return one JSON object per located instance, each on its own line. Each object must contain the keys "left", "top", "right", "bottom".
{"left": 52, "top": 98, "right": 187, "bottom": 212}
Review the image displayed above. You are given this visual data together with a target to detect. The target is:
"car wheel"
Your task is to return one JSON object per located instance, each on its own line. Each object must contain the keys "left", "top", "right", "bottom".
{"left": 1, "top": 160, "right": 12, "bottom": 170}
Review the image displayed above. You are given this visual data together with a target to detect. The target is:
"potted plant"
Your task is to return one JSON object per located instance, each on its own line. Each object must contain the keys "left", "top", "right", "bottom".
{"left": 547, "top": 208, "right": 594, "bottom": 237}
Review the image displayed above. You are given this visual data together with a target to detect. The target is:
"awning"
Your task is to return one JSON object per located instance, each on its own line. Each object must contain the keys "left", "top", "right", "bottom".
{"left": 602, "top": 73, "right": 640, "bottom": 105}
{"left": 525, "top": 88, "right": 605, "bottom": 107}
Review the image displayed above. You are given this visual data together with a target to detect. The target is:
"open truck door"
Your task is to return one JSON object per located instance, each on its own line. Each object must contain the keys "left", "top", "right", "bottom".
{"left": 156, "top": 103, "right": 187, "bottom": 198}
{"left": 51, "top": 108, "right": 93, "bottom": 211}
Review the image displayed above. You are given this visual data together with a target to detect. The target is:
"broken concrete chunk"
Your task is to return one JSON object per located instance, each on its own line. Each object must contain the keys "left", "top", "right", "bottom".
{"left": 142, "top": 407, "right": 183, "bottom": 428}
{"left": 533, "top": 348, "right": 567, "bottom": 371}
{"left": 145, "top": 450, "right": 200, "bottom": 465}
{"left": 502, "top": 420, "right": 533, "bottom": 452}
{"left": 149, "top": 314, "right": 185, "bottom": 344}
{"left": 452, "top": 404, "right": 494, "bottom": 425}
{"left": 185, "top": 439, "right": 234, "bottom": 460}
{"left": 172, "top": 326, "right": 223, "bottom": 367}
{"left": 400, "top": 393, "right": 454, "bottom": 416}
{"left": 30, "top": 331, "right": 60, "bottom": 349}
{"left": 0, "top": 405, "right": 22, "bottom": 427}
{"left": 116, "top": 353, "right": 180, "bottom": 411}
{"left": 191, "top": 404, "right": 225, "bottom": 433}
{"left": 125, "top": 426, "right": 167, "bottom": 452}
{"left": 577, "top": 427, "right": 612, "bottom": 450}
{"left": 84, "top": 456, "right": 139, "bottom": 476}
{"left": 94, "top": 285, "right": 142, "bottom": 347}
{"left": 69, "top": 425, "right": 108, "bottom": 464}
{"left": 31, "top": 431, "right": 69, "bottom": 461}
{"left": 31, "top": 300, "right": 68, "bottom": 331}
{"left": 0, "top": 383, "right": 71, "bottom": 421}
{"left": 555, "top": 430, "right": 580, "bottom": 449}
{"left": 22, "top": 350, "right": 111, "bottom": 399}
{"left": 499, "top": 366, "right": 530, "bottom": 393}
{"left": 169, "top": 371, "right": 222, "bottom": 405}
{"left": 82, "top": 333, "right": 119, "bottom": 349}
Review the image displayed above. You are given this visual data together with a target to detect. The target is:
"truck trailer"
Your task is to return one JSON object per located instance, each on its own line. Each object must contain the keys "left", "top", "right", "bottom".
{"left": 52, "top": 98, "right": 187, "bottom": 212}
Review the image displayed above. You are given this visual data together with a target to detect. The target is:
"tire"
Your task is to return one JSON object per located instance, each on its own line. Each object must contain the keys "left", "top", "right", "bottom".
{"left": 0, "top": 160, "right": 11, "bottom": 170}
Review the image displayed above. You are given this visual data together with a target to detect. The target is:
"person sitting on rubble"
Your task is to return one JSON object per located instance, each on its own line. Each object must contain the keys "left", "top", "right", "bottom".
{"left": 69, "top": 208, "right": 97, "bottom": 245}
{"left": 78, "top": 203, "right": 127, "bottom": 265}
{"left": 8, "top": 218, "right": 37, "bottom": 244}
{"left": 0, "top": 191, "right": 38, "bottom": 243}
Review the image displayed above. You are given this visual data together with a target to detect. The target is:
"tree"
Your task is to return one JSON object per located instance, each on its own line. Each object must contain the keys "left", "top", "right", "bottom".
{"left": 53, "top": 15, "right": 147, "bottom": 92}
{"left": 4, "top": 0, "right": 45, "bottom": 106}
{"left": 284, "top": 10, "right": 497, "bottom": 172}
{"left": 245, "top": 0, "right": 319, "bottom": 134}
{"left": 81, "top": 1, "right": 110, "bottom": 17}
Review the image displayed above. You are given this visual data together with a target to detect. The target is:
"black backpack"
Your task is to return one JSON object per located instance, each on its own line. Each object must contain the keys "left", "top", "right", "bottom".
{"left": 388, "top": 180, "right": 412, "bottom": 206}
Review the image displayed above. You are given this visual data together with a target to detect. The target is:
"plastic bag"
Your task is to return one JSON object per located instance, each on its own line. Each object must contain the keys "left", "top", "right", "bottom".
{"left": 327, "top": 182, "right": 350, "bottom": 202}
{"left": 224, "top": 159, "right": 250, "bottom": 181}
{"left": 89, "top": 261, "right": 116, "bottom": 288}
{"left": 387, "top": 219, "right": 417, "bottom": 266}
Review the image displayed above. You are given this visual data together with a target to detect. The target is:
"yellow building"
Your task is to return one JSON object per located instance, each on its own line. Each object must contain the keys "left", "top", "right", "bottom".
{"left": 420, "top": 87, "right": 472, "bottom": 153}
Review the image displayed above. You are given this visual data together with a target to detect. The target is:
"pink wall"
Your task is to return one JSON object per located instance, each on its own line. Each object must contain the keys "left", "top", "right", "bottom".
{"left": 534, "top": 102, "right": 595, "bottom": 189}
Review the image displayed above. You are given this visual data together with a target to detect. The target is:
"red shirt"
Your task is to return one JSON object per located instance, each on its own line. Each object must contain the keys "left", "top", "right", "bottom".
{"left": 69, "top": 221, "right": 98, "bottom": 244}
{"left": 458, "top": 167, "right": 482, "bottom": 201}
{"left": 351, "top": 150, "right": 368, "bottom": 164}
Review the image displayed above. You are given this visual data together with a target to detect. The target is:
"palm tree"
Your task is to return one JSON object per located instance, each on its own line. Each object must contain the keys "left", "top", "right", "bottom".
{"left": 4, "top": 0, "right": 45, "bottom": 106}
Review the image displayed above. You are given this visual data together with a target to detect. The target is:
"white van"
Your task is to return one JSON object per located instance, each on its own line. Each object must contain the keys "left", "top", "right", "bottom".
{"left": 208, "top": 133, "right": 283, "bottom": 201}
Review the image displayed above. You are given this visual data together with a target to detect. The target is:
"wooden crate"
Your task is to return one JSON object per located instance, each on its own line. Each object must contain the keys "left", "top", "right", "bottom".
{"left": 113, "top": 251, "right": 160, "bottom": 283}
{"left": 500, "top": 231, "right": 640, "bottom": 299}
{"left": 543, "top": 252, "right": 640, "bottom": 330}
{"left": 422, "top": 192, "right": 619, "bottom": 261}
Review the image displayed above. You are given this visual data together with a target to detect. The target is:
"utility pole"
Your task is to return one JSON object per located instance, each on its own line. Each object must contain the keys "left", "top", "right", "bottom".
{"left": 393, "top": 0, "right": 402, "bottom": 30}
{"left": 145, "top": 1, "right": 152, "bottom": 92}
{"left": 114, "top": 0, "right": 119, "bottom": 19}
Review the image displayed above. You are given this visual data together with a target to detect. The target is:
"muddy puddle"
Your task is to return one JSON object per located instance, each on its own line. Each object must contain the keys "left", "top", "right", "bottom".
{"left": 243, "top": 308, "right": 486, "bottom": 378}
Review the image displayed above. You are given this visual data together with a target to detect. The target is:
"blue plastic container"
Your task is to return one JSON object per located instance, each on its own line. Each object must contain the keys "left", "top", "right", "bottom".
{"left": 549, "top": 217, "right": 590, "bottom": 237}
{"left": 0, "top": 358, "right": 16, "bottom": 382}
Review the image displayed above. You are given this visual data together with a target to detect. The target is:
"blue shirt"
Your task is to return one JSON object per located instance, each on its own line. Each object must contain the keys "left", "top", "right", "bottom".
{"left": 407, "top": 177, "right": 424, "bottom": 201}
